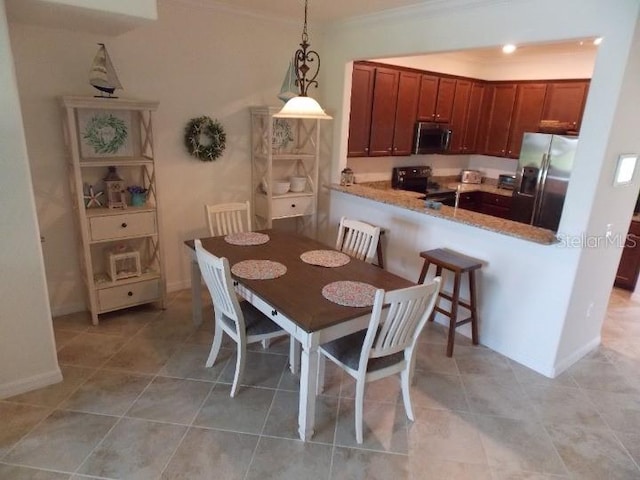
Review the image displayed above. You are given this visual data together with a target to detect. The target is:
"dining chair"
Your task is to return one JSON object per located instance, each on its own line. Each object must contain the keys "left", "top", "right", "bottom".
{"left": 195, "top": 239, "right": 288, "bottom": 397}
{"left": 317, "top": 277, "right": 442, "bottom": 443}
{"left": 335, "top": 216, "right": 381, "bottom": 264}
{"left": 205, "top": 200, "right": 251, "bottom": 236}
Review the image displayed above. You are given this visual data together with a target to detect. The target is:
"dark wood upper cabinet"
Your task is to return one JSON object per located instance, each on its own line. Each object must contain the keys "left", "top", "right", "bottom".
{"left": 392, "top": 71, "right": 420, "bottom": 156}
{"left": 615, "top": 220, "right": 640, "bottom": 291}
{"left": 347, "top": 64, "right": 376, "bottom": 157}
{"left": 462, "top": 82, "right": 485, "bottom": 153}
{"left": 417, "top": 75, "right": 455, "bottom": 123}
{"left": 506, "top": 83, "right": 547, "bottom": 158}
{"left": 448, "top": 80, "right": 472, "bottom": 154}
{"left": 368, "top": 67, "right": 401, "bottom": 156}
{"left": 541, "top": 81, "right": 589, "bottom": 131}
{"left": 482, "top": 83, "right": 518, "bottom": 157}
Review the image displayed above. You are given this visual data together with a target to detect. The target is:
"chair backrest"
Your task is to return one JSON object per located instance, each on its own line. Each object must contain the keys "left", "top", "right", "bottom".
{"left": 358, "top": 278, "right": 442, "bottom": 371}
{"left": 205, "top": 201, "right": 251, "bottom": 236}
{"left": 194, "top": 239, "right": 244, "bottom": 334}
{"left": 336, "top": 216, "right": 381, "bottom": 263}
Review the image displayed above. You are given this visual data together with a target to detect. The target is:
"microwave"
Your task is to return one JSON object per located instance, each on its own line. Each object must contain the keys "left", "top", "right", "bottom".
{"left": 413, "top": 122, "right": 452, "bottom": 154}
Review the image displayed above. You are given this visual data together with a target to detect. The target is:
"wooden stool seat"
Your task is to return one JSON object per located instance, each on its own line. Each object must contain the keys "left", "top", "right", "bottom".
{"left": 417, "top": 248, "right": 483, "bottom": 357}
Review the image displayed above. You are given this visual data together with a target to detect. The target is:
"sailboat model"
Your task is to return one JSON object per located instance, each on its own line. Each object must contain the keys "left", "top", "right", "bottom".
{"left": 277, "top": 59, "right": 299, "bottom": 103}
{"left": 89, "top": 43, "right": 123, "bottom": 98}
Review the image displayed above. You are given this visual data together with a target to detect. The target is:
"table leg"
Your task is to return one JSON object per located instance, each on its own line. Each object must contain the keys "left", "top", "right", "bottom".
{"left": 298, "top": 339, "right": 319, "bottom": 441}
{"left": 191, "top": 256, "right": 203, "bottom": 327}
{"left": 289, "top": 337, "right": 300, "bottom": 374}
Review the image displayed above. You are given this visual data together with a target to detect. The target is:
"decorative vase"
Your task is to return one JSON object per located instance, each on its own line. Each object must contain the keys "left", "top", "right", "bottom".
{"left": 131, "top": 193, "right": 146, "bottom": 207}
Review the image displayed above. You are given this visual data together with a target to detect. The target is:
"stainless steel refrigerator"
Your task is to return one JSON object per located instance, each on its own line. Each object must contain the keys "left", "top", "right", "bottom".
{"left": 510, "top": 132, "right": 578, "bottom": 231}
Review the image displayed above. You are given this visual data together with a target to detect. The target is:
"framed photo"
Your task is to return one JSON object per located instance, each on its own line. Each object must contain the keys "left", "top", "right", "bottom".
{"left": 78, "top": 109, "right": 133, "bottom": 158}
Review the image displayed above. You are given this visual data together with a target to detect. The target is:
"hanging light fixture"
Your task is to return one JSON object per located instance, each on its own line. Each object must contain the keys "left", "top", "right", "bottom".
{"left": 275, "top": 0, "right": 332, "bottom": 120}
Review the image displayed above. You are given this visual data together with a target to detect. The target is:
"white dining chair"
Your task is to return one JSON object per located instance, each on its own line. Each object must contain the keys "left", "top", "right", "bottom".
{"left": 317, "top": 277, "right": 442, "bottom": 443}
{"left": 195, "top": 239, "right": 288, "bottom": 397}
{"left": 335, "top": 216, "right": 381, "bottom": 264}
{"left": 205, "top": 200, "right": 251, "bottom": 236}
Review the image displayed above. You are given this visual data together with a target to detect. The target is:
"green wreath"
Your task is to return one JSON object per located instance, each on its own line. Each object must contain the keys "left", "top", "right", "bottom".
{"left": 184, "top": 116, "right": 226, "bottom": 161}
{"left": 83, "top": 113, "right": 128, "bottom": 154}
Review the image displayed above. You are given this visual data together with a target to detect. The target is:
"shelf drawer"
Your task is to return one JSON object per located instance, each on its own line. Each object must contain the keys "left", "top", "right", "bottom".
{"left": 98, "top": 278, "right": 160, "bottom": 312}
{"left": 271, "top": 196, "right": 314, "bottom": 218}
{"left": 89, "top": 211, "right": 156, "bottom": 241}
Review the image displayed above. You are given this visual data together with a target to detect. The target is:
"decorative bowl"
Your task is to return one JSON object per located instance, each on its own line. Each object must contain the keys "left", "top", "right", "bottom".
{"left": 272, "top": 180, "right": 290, "bottom": 195}
{"left": 290, "top": 176, "right": 307, "bottom": 192}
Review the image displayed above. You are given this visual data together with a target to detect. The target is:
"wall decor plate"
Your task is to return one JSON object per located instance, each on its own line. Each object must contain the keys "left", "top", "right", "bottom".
{"left": 78, "top": 109, "right": 132, "bottom": 158}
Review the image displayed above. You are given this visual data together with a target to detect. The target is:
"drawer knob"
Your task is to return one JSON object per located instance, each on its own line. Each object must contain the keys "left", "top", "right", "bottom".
{"left": 291, "top": 204, "right": 296, "bottom": 208}
{"left": 121, "top": 222, "right": 128, "bottom": 228}
{"left": 271, "top": 309, "right": 278, "bottom": 316}
{"left": 127, "top": 291, "right": 133, "bottom": 297}
{"left": 233, "top": 281, "right": 238, "bottom": 287}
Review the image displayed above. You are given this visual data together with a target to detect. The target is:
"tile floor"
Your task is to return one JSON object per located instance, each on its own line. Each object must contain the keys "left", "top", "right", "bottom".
{"left": 1, "top": 288, "right": 639, "bottom": 479}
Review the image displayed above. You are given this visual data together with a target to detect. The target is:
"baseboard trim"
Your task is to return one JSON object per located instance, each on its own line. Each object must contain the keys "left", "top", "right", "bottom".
{"left": 50, "top": 301, "right": 86, "bottom": 317}
{"left": 0, "top": 368, "right": 63, "bottom": 400}
{"left": 551, "top": 336, "right": 601, "bottom": 377}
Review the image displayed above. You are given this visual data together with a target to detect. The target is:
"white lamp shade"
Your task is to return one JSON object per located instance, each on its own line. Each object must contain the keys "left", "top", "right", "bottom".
{"left": 274, "top": 96, "right": 332, "bottom": 120}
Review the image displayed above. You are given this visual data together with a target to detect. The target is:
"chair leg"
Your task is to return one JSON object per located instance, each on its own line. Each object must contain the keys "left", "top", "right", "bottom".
{"left": 205, "top": 319, "right": 223, "bottom": 368}
{"left": 316, "top": 353, "right": 325, "bottom": 395}
{"left": 230, "top": 342, "right": 246, "bottom": 398}
{"left": 355, "top": 378, "right": 366, "bottom": 444}
{"left": 401, "top": 368, "right": 415, "bottom": 421}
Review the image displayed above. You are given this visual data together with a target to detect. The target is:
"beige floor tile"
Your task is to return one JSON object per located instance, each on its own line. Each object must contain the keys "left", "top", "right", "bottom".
{"left": 245, "top": 436, "right": 332, "bottom": 480}
{"left": 410, "top": 371, "right": 469, "bottom": 412}
{"left": 126, "top": 377, "right": 212, "bottom": 425}
{"left": 509, "top": 361, "right": 578, "bottom": 388}
{"left": 407, "top": 458, "right": 493, "bottom": 480}
{"left": 134, "top": 315, "right": 197, "bottom": 343}
{"left": 455, "top": 347, "right": 514, "bottom": 377}
{"left": 53, "top": 329, "right": 81, "bottom": 352}
{"left": 218, "top": 350, "right": 287, "bottom": 389}
{"left": 160, "top": 427, "right": 258, "bottom": 480}
{"left": 78, "top": 417, "right": 186, "bottom": 479}
{"left": 0, "top": 402, "right": 51, "bottom": 457}
{"left": 0, "top": 464, "right": 70, "bottom": 479}
{"left": 463, "top": 375, "right": 535, "bottom": 420}
{"left": 52, "top": 312, "right": 91, "bottom": 332}
{"left": 56, "top": 333, "right": 126, "bottom": 368}
{"left": 331, "top": 447, "right": 409, "bottom": 480}
{"left": 414, "top": 344, "right": 460, "bottom": 375}
{"left": 490, "top": 466, "right": 571, "bottom": 479}
{"left": 103, "top": 338, "right": 178, "bottom": 374}
{"left": 3, "top": 410, "right": 116, "bottom": 472}
{"left": 159, "top": 343, "right": 232, "bottom": 382}
{"left": 582, "top": 388, "right": 640, "bottom": 434}
{"left": 340, "top": 375, "right": 402, "bottom": 404}
{"left": 616, "top": 431, "right": 640, "bottom": 467}
{"left": 566, "top": 359, "right": 638, "bottom": 394}
{"left": 86, "top": 306, "right": 158, "bottom": 336}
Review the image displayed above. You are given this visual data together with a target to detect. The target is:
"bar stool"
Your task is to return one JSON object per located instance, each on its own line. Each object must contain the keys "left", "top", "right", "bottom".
{"left": 417, "top": 248, "right": 483, "bottom": 357}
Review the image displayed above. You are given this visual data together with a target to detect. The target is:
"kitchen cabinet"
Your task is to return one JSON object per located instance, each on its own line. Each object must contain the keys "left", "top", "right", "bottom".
{"left": 480, "top": 192, "right": 512, "bottom": 218}
{"left": 368, "top": 67, "right": 400, "bottom": 156}
{"left": 615, "top": 220, "right": 640, "bottom": 291}
{"left": 541, "top": 81, "right": 589, "bottom": 132}
{"left": 61, "top": 96, "right": 166, "bottom": 325}
{"left": 250, "top": 107, "right": 320, "bottom": 235}
{"left": 506, "top": 83, "right": 547, "bottom": 158}
{"left": 448, "top": 80, "right": 472, "bottom": 154}
{"left": 482, "top": 83, "right": 518, "bottom": 157}
{"left": 392, "top": 71, "right": 421, "bottom": 155}
{"left": 417, "top": 74, "right": 456, "bottom": 123}
{"left": 457, "top": 191, "right": 481, "bottom": 210}
{"left": 461, "top": 82, "right": 485, "bottom": 153}
{"left": 347, "top": 64, "right": 375, "bottom": 157}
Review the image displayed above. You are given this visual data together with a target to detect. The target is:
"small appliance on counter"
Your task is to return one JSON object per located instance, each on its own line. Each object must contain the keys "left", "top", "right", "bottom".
{"left": 391, "top": 166, "right": 456, "bottom": 204}
{"left": 461, "top": 170, "right": 482, "bottom": 184}
{"left": 497, "top": 174, "right": 516, "bottom": 190}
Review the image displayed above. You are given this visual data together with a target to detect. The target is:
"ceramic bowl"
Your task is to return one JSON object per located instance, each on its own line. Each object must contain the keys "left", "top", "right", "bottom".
{"left": 272, "top": 180, "right": 290, "bottom": 195}
{"left": 289, "top": 176, "right": 307, "bottom": 192}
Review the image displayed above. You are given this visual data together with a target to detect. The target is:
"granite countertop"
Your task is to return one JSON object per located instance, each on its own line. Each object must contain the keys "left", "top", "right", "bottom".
{"left": 633, "top": 213, "right": 640, "bottom": 223}
{"left": 328, "top": 182, "right": 558, "bottom": 245}
{"left": 445, "top": 182, "right": 513, "bottom": 197}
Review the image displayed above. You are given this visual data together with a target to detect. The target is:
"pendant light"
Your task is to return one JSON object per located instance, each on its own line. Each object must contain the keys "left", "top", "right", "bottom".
{"left": 275, "top": 0, "right": 332, "bottom": 120}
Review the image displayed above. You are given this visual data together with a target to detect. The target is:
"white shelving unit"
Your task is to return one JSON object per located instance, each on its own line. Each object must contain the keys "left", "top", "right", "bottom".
{"left": 61, "top": 96, "right": 166, "bottom": 325}
{"left": 250, "top": 107, "right": 320, "bottom": 235}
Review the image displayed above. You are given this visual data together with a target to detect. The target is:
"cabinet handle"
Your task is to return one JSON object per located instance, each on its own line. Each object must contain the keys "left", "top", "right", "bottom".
{"left": 121, "top": 222, "right": 128, "bottom": 228}
{"left": 127, "top": 291, "right": 133, "bottom": 297}
{"left": 233, "top": 281, "right": 238, "bottom": 287}
{"left": 364, "top": 147, "right": 369, "bottom": 152}
{"left": 271, "top": 309, "right": 278, "bottom": 316}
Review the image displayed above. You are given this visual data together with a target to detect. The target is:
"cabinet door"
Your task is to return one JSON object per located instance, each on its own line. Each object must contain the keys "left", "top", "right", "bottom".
{"left": 482, "top": 83, "right": 518, "bottom": 157}
{"left": 506, "top": 83, "right": 547, "bottom": 158}
{"left": 462, "top": 82, "right": 485, "bottom": 153}
{"left": 448, "top": 80, "right": 472, "bottom": 154}
{"left": 458, "top": 191, "right": 481, "bottom": 211}
{"left": 541, "top": 81, "right": 589, "bottom": 132}
{"left": 347, "top": 64, "right": 375, "bottom": 157}
{"left": 392, "top": 71, "right": 420, "bottom": 156}
{"left": 416, "top": 74, "right": 439, "bottom": 121}
{"left": 480, "top": 192, "right": 512, "bottom": 218}
{"left": 615, "top": 221, "right": 640, "bottom": 291}
{"left": 434, "top": 78, "right": 456, "bottom": 123}
{"left": 368, "top": 67, "right": 400, "bottom": 156}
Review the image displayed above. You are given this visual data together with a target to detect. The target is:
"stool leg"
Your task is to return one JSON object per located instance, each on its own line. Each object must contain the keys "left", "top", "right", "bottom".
{"left": 376, "top": 241, "right": 384, "bottom": 270}
{"left": 468, "top": 270, "right": 479, "bottom": 345}
{"left": 446, "top": 272, "right": 461, "bottom": 357}
{"left": 418, "top": 260, "right": 431, "bottom": 284}
{"left": 428, "top": 265, "right": 442, "bottom": 323}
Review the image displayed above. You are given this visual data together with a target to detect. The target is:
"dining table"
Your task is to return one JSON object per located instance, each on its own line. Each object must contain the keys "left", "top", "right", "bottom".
{"left": 184, "top": 229, "right": 413, "bottom": 441}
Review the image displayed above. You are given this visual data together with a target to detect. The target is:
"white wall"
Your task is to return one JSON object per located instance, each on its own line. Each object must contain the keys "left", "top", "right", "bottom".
{"left": 0, "top": 0, "right": 60, "bottom": 398}
{"left": 9, "top": 0, "right": 301, "bottom": 315}
{"left": 322, "top": 0, "right": 640, "bottom": 376}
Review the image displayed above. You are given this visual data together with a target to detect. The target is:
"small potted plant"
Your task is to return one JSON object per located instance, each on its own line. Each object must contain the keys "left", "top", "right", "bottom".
{"left": 127, "top": 185, "right": 148, "bottom": 207}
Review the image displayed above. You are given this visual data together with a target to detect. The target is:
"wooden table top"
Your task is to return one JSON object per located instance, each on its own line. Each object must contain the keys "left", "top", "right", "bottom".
{"left": 186, "top": 230, "right": 414, "bottom": 333}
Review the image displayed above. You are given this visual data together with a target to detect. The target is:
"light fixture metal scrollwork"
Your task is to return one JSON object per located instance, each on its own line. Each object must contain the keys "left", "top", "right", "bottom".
{"left": 275, "top": 0, "right": 332, "bottom": 120}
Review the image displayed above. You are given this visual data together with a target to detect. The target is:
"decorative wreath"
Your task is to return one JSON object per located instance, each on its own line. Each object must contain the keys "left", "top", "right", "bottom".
{"left": 184, "top": 116, "right": 226, "bottom": 161}
{"left": 83, "top": 113, "right": 128, "bottom": 154}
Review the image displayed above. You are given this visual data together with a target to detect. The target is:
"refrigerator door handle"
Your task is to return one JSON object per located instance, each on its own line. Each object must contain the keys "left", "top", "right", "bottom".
{"left": 532, "top": 153, "right": 551, "bottom": 224}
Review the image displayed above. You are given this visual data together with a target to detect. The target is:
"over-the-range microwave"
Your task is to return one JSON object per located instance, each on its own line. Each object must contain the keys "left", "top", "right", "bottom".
{"left": 413, "top": 122, "right": 452, "bottom": 154}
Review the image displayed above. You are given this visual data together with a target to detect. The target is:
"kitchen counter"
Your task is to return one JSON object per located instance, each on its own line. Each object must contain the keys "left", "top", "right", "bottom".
{"left": 446, "top": 182, "right": 513, "bottom": 197}
{"left": 328, "top": 182, "right": 558, "bottom": 245}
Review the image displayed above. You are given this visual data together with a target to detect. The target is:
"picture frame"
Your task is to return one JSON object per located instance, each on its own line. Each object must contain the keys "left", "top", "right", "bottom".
{"left": 78, "top": 109, "right": 133, "bottom": 158}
